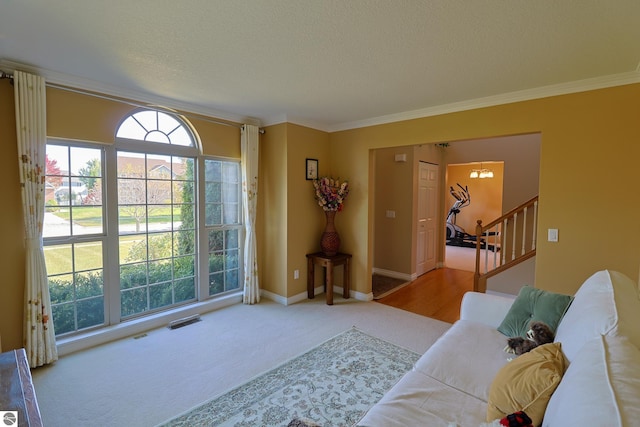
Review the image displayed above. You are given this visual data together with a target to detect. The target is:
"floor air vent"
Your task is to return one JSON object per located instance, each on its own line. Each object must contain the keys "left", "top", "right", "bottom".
{"left": 168, "top": 314, "right": 201, "bottom": 330}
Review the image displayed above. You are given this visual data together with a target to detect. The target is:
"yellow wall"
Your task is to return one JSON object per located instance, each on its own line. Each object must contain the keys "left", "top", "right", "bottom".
{"left": 46, "top": 87, "right": 241, "bottom": 157}
{"left": 258, "top": 123, "right": 288, "bottom": 297}
{"left": 330, "top": 83, "right": 640, "bottom": 297}
{"left": 0, "top": 82, "right": 24, "bottom": 351}
{"left": 285, "top": 124, "right": 331, "bottom": 297}
{"left": 259, "top": 123, "right": 331, "bottom": 298}
{"left": 373, "top": 147, "right": 415, "bottom": 274}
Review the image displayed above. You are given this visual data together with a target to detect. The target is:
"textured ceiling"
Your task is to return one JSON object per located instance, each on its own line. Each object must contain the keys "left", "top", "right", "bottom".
{"left": 1, "top": 1, "right": 640, "bottom": 131}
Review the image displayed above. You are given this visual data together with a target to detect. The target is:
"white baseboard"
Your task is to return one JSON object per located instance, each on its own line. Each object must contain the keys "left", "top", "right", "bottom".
{"left": 260, "top": 289, "right": 290, "bottom": 305}
{"left": 372, "top": 268, "right": 416, "bottom": 282}
{"left": 262, "top": 286, "right": 372, "bottom": 305}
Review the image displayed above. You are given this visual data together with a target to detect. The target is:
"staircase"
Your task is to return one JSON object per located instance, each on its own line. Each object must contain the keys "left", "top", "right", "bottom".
{"left": 473, "top": 196, "right": 538, "bottom": 292}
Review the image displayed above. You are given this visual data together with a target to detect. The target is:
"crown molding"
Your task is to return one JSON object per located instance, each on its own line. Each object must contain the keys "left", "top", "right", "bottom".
{"left": 260, "top": 113, "right": 333, "bottom": 133}
{"left": 0, "top": 59, "right": 262, "bottom": 127}
{"left": 327, "top": 71, "right": 640, "bottom": 133}
{"left": 3, "top": 59, "right": 638, "bottom": 134}
{"left": 260, "top": 113, "right": 289, "bottom": 128}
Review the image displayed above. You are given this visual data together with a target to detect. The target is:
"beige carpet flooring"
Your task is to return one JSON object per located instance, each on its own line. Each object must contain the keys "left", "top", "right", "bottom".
{"left": 32, "top": 297, "right": 451, "bottom": 427}
{"left": 445, "top": 245, "right": 499, "bottom": 273}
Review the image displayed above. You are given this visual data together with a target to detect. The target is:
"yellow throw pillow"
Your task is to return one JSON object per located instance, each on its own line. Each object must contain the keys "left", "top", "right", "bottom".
{"left": 487, "top": 342, "right": 565, "bottom": 426}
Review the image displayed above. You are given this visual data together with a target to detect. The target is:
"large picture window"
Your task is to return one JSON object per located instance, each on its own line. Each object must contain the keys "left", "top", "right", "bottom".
{"left": 43, "top": 109, "right": 243, "bottom": 337}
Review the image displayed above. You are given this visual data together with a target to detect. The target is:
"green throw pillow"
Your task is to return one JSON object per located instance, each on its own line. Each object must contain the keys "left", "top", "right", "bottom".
{"left": 497, "top": 286, "right": 573, "bottom": 337}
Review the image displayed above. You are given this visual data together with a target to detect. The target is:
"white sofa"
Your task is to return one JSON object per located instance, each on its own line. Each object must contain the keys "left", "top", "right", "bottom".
{"left": 358, "top": 270, "right": 640, "bottom": 427}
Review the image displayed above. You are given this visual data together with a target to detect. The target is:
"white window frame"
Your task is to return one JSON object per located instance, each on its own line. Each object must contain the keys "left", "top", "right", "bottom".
{"left": 44, "top": 110, "right": 244, "bottom": 354}
{"left": 44, "top": 139, "right": 109, "bottom": 335}
{"left": 199, "top": 157, "right": 244, "bottom": 300}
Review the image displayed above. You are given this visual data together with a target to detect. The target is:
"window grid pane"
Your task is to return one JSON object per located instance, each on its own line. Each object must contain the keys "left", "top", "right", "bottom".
{"left": 204, "top": 160, "right": 241, "bottom": 226}
{"left": 44, "top": 144, "right": 103, "bottom": 237}
{"left": 46, "top": 243, "right": 105, "bottom": 335}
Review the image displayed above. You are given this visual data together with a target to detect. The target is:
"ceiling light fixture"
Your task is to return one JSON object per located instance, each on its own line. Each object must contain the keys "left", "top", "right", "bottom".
{"left": 469, "top": 163, "right": 494, "bottom": 179}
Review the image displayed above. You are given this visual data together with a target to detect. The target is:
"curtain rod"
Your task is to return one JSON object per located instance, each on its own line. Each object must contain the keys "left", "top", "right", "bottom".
{"left": 0, "top": 69, "right": 264, "bottom": 134}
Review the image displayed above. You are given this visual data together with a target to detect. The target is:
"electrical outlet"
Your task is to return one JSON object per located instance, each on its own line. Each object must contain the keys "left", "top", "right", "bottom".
{"left": 294, "top": 269, "right": 300, "bottom": 279}
{"left": 548, "top": 228, "right": 559, "bottom": 242}
{"left": 386, "top": 210, "right": 396, "bottom": 218}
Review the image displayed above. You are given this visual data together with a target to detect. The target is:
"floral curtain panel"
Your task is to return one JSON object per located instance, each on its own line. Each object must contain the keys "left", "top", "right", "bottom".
{"left": 241, "top": 124, "right": 260, "bottom": 304}
{"left": 14, "top": 70, "right": 58, "bottom": 366}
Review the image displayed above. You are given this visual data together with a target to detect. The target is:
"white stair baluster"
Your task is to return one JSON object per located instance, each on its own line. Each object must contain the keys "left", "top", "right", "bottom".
{"left": 522, "top": 206, "right": 528, "bottom": 256}
{"left": 532, "top": 201, "right": 538, "bottom": 250}
{"left": 511, "top": 212, "right": 518, "bottom": 261}
{"left": 502, "top": 218, "right": 507, "bottom": 265}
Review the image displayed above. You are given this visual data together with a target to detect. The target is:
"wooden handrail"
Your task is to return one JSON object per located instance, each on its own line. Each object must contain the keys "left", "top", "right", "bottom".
{"left": 473, "top": 196, "right": 538, "bottom": 292}
{"left": 478, "top": 195, "right": 539, "bottom": 231}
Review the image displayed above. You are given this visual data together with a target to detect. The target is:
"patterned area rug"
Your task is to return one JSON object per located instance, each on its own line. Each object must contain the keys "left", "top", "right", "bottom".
{"left": 158, "top": 328, "right": 419, "bottom": 427}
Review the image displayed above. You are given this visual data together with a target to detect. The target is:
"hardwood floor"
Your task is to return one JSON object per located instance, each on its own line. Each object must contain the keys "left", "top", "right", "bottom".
{"left": 376, "top": 267, "right": 474, "bottom": 324}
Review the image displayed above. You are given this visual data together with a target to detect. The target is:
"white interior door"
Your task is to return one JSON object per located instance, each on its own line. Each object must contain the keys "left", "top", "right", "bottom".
{"left": 416, "top": 162, "right": 438, "bottom": 276}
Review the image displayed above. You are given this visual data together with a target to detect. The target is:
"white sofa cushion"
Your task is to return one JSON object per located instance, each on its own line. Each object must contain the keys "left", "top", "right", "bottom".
{"left": 554, "top": 270, "right": 640, "bottom": 362}
{"left": 543, "top": 335, "right": 640, "bottom": 427}
{"left": 415, "top": 320, "right": 511, "bottom": 402}
{"left": 356, "top": 369, "right": 487, "bottom": 427}
{"left": 459, "top": 291, "right": 516, "bottom": 328}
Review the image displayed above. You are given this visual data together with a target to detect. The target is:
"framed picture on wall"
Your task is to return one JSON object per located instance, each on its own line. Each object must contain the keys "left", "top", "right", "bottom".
{"left": 306, "top": 158, "right": 318, "bottom": 180}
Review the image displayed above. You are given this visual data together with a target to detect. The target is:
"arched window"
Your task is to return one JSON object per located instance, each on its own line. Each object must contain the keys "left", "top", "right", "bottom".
{"left": 43, "top": 108, "right": 242, "bottom": 338}
{"left": 116, "top": 110, "right": 195, "bottom": 146}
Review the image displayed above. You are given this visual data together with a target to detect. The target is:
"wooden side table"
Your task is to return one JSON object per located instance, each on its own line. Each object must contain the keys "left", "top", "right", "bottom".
{"left": 306, "top": 252, "right": 352, "bottom": 305}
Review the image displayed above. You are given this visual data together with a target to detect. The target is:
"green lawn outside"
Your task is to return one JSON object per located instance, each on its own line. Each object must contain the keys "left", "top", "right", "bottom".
{"left": 45, "top": 235, "right": 143, "bottom": 276}
{"left": 50, "top": 206, "right": 177, "bottom": 227}
{"left": 45, "top": 205, "right": 186, "bottom": 276}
